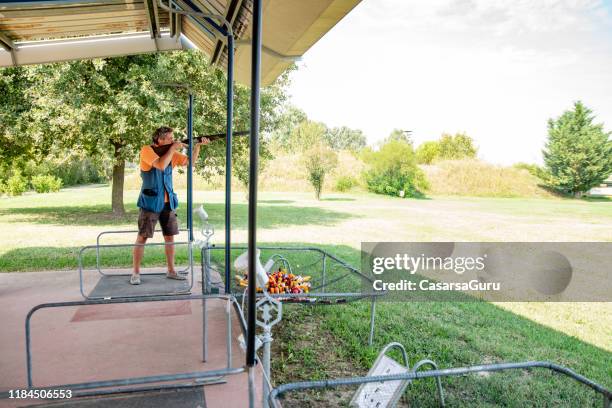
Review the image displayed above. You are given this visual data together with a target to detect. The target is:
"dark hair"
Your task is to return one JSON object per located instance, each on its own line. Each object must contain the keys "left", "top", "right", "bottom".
{"left": 152, "top": 126, "right": 174, "bottom": 144}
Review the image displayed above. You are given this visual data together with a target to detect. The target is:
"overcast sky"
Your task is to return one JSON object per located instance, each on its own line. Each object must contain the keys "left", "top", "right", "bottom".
{"left": 287, "top": 0, "right": 612, "bottom": 164}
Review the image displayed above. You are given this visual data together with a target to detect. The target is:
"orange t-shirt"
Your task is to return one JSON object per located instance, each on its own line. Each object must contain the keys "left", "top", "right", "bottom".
{"left": 139, "top": 145, "right": 189, "bottom": 202}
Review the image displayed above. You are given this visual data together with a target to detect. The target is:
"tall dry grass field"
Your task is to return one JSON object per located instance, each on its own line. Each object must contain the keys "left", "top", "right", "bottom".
{"left": 422, "top": 159, "right": 553, "bottom": 198}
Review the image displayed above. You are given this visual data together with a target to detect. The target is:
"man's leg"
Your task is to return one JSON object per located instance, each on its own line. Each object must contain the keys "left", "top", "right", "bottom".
{"left": 133, "top": 234, "right": 148, "bottom": 275}
{"left": 133, "top": 209, "right": 157, "bottom": 284}
{"left": 160, "top": 207, "right": 184, "bottom": 280}
{"left": 164, "top": 234, "right": 177, "bottom": 276}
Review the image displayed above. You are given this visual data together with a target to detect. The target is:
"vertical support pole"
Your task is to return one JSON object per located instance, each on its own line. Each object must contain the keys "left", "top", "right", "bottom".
{"left": 247, "top": 0, "right": 263, "bottom": 373}
{"left": 226, "top": 297, "right": 232, "bottom": 369}
{"left": 369, "top": 296, "right": 376, "bottom": 346}
{"left": 321, "top": 254, "right": 327, "bottom": 293}
{"left": 261, "top": 306, "right": 272, "bottom": 408}
{"left": 187, "top": 93, "right": 194, "bottom": 243}
{"left": 224, "top": 34, "right": 235, "bottom": 294}
{"left": 248, "top": 366, "right": 256, "bottom": 408}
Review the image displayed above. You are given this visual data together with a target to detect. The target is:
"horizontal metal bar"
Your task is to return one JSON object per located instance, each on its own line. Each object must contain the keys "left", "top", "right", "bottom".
{"left": 269, "top": 361, "right": 611, "bottom": 404}
{"left": 67, "top": 379, "right": 226, "bottom": 399}
{"left": 20, "top": 367, "right": 244, "bottom": 394}
{"left": 28, "top": 294, "right": 234, "bottom": 316}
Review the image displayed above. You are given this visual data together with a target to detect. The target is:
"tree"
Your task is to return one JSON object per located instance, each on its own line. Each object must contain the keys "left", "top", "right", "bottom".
{"left": 385, "top": 129, "right": 413, "bottom": 146}
{"left": 415, "top": 141, "right": 441, "bottom": 164}
{"left": 15, "top": 50, "right": 289, "bottom": 215}
{"left": 269, "top": 105, "right": 307, "bottom": 150}
{"left": 0, "top": 67, "right": 37, "bottom": 175}
{"left": 362, "top": 139, "right": 428, "bottom": 198}
{"left": 288, "top": 120, "right": 327, "bottom": 153}
{"left": 543, "top": 101, "right": 612, "bottom": 196}
{"left": 302, "top": 142, "right": 338, "bottom": 199}
{"left": 437, "top": 132, "right": 477, "bottom": 160}
{"left": 324, "top": 126, "right": 367, "bottom": 152}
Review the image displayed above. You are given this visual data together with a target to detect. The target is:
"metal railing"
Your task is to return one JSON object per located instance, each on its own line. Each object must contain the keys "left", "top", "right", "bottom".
{"left": 24, "top": 294, "right": 240, "bottom": 395}
{"left": 269, "top": 361, "right": 612, "bottom": 408}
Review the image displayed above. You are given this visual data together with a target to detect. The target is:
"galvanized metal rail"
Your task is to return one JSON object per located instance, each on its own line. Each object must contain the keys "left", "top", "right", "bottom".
{"left": 268, "top": 361, "right": 612, "bottom": 408}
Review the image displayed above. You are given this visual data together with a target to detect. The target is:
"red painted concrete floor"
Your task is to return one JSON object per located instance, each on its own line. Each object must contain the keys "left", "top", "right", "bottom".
{"left": 0, "top": 270, "right": 263, "bottom": 408}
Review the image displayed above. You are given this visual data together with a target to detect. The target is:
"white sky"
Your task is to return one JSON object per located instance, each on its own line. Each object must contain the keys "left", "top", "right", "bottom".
{"left": 287, "top": 0, "right": 612, "bottom": 165}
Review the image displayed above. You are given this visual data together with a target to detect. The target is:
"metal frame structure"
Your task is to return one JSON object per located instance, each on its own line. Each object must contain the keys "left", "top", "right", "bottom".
{"left": 269, "top": 361, "right": 612, "bottom": 408}
{"left": 201, "top": 245, "right": 385, "bottom": 345}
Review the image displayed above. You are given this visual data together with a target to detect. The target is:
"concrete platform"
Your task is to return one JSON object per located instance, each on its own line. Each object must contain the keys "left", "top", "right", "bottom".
{"left": 0, "top": 270, "right": 262, "bottom": 408}
{"left": 88, "top": 273, "right": 191, "bottom": 299}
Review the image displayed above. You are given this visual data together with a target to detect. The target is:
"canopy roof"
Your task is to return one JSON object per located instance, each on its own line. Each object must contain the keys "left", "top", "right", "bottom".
{"left": 0, "top": 0, "right": 360, "bottom": 85}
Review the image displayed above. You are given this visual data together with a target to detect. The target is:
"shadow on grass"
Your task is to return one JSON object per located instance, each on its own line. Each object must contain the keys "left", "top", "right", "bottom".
{"left": 258, "top": 200, "right": 295, "bottom": 204}
{"left": 321, "top": 198, "right": 356, "bottom": 202}
{"left": 0, "top": 202, "right": 355, "bottom": 229}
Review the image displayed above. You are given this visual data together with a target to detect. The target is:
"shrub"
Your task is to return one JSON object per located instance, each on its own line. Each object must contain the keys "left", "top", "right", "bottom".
{"left": 416, "top": 141, "right": 441, "bottom": 164}
{"left": 23, "top": 157, "right": 106, "bottom": 187}
{"left": 513, "top": 162, "right": 548, "bottom": 180}
{"left": 5, "top": 171, "right": 28, "bottom": 196}
{"left": 335, "top": 175, "right": 357, "bottom": 192}
{"left": 302, "top": 143, "right": 338, "bottom": 199}
{"left": 31, "top": 174, "right": 63, "bottom": 193}
{"left": 362, "top": 139, "right": 429, "bottom": 198}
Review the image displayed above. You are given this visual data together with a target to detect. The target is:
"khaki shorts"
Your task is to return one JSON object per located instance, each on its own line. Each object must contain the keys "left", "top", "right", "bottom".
{"left": 138, "top": 205, "right": 179, "bottom": 238}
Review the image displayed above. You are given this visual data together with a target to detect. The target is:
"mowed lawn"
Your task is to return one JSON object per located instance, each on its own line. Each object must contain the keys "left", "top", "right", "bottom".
{"left": 0, "top": 185, "right": 610, "bottom": 406}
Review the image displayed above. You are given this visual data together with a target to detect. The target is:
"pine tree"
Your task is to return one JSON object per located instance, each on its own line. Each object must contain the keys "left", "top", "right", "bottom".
{"left": 543, "top": 101, "right": 612, "bottom": 197}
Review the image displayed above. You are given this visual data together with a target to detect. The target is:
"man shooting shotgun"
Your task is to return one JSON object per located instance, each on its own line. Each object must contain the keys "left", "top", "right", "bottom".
{"left": 130, "top": 126, "right": 210, "bottom": 285}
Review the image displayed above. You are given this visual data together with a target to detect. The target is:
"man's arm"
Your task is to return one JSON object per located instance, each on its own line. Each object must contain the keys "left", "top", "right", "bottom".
{"left": 153, "top": 141, "right": 183, "bottom": 170}
{"left": 178, "top": 138, "right": 209, "bottom": 167}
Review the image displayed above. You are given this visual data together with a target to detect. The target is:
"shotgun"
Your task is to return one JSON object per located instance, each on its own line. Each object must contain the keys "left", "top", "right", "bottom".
{"left": 151, "top": 130, "right": 250, "bottom": 156}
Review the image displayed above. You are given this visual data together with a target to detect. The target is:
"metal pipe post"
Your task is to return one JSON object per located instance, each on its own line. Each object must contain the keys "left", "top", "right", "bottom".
{"left": 224, "top": 34, "right": 234, "bottom": 294}
{"left": 368, "top": 296, "right": 376, "bottom": 346}
{"left": 261, "top": 310, "right": 273, "bottom": 408}
{"left": 247, "top": 0, "right": 263, "bottom": 369}
{"left": 187, "top": 93, "right": 194, "bottom": 242}
{"left": 226, "top": 297, "right": 232, "bottom": 369}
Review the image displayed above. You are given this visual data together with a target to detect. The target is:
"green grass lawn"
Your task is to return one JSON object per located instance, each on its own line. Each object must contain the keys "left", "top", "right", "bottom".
{"left": 1, "top": 186, "right": 610, "bottom": 406}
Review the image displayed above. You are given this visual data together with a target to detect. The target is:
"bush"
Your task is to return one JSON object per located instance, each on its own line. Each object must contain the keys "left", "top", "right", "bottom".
{"left": 31, "top": 174, "right": 63, "bottom": 193}
{"left": 23, "top": 157, "right": 106, "bottom": 187}
{"left": 362, "top": 139, "right": 429, "bottom": 198}
{"left": 335, "top": 175, "right": 357, "bottom": 192}
{"left": 416, "top": 141, "right": 441, "bottom": 164}
{"left": 513, "top": 162, "right": 548, "bottom": 180}
{"left": 5, "top": 171, "right": 28, "bottom": 196}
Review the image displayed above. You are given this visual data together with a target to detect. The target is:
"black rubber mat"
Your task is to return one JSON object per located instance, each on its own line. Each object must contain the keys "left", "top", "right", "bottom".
{"left": 89, "top": 273, "right": 191, "bottom": 298}
{"left": 26, "top": 386, "right": 206, "bottom": 408}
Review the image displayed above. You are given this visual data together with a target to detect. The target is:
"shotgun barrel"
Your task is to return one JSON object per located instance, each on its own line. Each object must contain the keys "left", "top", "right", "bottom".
{"left": 151, "top": 130, "right": 249, "bottom": 156}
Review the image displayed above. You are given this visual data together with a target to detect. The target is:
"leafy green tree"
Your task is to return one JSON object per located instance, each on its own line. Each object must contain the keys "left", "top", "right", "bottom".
{"left": 438, "top": 132, "right": 478, "bottom": 160}
{"left": 288, "top": 120, "right": 328, "bottom": 153}
{"left": 385, "top": 129, "right": 413, "bottom": 146}
{"left": 269, "top": 105, "right": 307, "bottom": 150}
{"left": 543, "top": 101, "right": 612, "bottom": 196}
{"left": 415, "top": 141, "right": 441, "bottom": 164}
{"left": 362, "top": 139, "right": 428, "bottom": 198}
{"left": 0, "top": 67, "right": 37, "bottom": 173}
{"left": 302, "top": 142, "right": 338, "bottom": 199}
{"left": 324, "top": 126, "right": 367, "bottom": 152}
